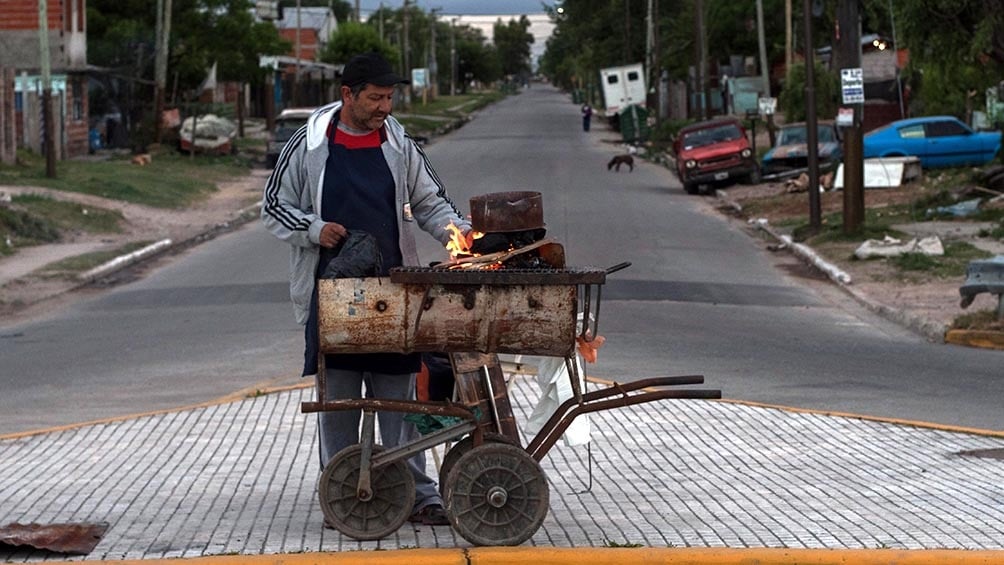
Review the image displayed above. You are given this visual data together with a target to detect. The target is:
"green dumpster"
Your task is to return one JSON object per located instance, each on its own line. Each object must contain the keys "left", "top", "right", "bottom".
{"left": 619, "top": 104, "right": 650, "bottom": 143}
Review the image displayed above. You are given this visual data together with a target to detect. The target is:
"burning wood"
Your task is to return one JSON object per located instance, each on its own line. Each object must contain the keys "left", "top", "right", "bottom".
{"left": 436, "top": 238, "right": 558, "bottom": 270}
{"left": 444, "top": 221, "right": 481, "bottom": 260}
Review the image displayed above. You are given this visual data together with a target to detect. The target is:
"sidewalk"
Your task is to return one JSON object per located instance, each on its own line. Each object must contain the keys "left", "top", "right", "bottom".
{"left": 2, "top": 374, "right": 1003, "bottom": 563}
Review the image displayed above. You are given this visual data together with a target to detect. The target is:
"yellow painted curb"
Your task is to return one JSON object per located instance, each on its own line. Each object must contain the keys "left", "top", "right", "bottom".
{"left": 945, "top": 329, "right": 1004, "bottom": 351}
{"left": 32, "top": 547, "right": 1004, "bottom": 565}
{"left": 468, "top": 547, "right": 1004, "bottom": 564}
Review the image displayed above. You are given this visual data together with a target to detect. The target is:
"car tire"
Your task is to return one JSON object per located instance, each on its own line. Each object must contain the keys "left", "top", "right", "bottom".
{"left": 683, "top": 181, "right": 699, "bottom": 195}
{"left": 265, "top": 154, "right": 278, "bottom": 169}
{"left": 745, "top": 167, "right": 761, "bottom": 185}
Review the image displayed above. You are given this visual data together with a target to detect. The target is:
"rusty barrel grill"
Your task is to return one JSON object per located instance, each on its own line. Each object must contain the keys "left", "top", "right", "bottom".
{"left": 301, "top": 191, "right": 721, "bottom": 546}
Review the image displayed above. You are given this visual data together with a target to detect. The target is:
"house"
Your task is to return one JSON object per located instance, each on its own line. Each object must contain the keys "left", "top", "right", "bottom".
{"left": 260, "top": 6, "right": 340, "bottom": 111}
{"left": 0, "top": 0, "right": 90, "bottom": 161}
{"left": 276, "top": 6, "right": 337, "bottom": 62}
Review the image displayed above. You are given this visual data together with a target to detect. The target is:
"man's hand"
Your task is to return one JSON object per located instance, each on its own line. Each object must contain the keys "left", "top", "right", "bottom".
{"left": 319, "top": 222, "right": 347, "bottom": 248}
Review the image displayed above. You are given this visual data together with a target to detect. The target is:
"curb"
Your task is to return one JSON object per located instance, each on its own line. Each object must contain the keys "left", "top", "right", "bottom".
{"left": 945, "top": 328, "right": 1004, "bottom": 350}
{"left": 76, "top": 201, "right": 262, "bottom": 286}
{"left": 78, "top": 238, "right": 174, "bottom": 281}
{"left": 33, "top": 547, "right": 1004, "bottom": 565}
{"left": 717, "top": 192, "right": 950, "bottom": 343}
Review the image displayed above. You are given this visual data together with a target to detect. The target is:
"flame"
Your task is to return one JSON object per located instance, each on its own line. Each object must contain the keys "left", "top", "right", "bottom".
{"left": 444, "top": 221, "right": 483, "bottom": 259}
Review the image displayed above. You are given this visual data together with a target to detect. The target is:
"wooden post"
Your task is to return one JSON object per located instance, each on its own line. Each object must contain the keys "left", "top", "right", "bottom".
{"left": 0, "top": 68, "right": 15, "bottom": 164}
{"left": 39, "top": 0, "right": 56, "bottom": 177}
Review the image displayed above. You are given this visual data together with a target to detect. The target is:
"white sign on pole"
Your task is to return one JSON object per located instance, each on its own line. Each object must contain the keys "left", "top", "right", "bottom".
{"left": 411, "top": 68, "right": 428, "bottom": 89}
{"left": 841, "top": 68, "right": 865, "bottom": 104}
{"left": 836, "top": 107, "right": 854, "bottom": 127}
{"left": 757, "top": 96, "right": 776, "bottom": 116}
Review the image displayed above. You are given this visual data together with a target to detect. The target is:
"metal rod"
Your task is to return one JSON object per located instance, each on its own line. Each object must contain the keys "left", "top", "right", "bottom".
{"left": 357, "top": 411, "right": 375, "bottom": 500}
{"left": 481, "top": 365, "right": 504, "bottom": 435}
{"left": 565, "top": 355, "right": 583, "bottom": 404}
{"left": 371, "top": 420, "right": 478, "bottom": 470}
{"left": 525, "top": 376, "right": 711, "bottom": 456}
{"left": 592, "top": 284, "right": 603, "bottom": 338}
{"left": 606, "top": 262, "right": 632, "bottom": 274}
{"left": 528, "top": 387, "right": 721, "bottom": 461}
{"left": 575, "top": 442, "right": 594, "bottom": 494}
{"left": 302, "top": 398, "right": 477, "bottom": 419}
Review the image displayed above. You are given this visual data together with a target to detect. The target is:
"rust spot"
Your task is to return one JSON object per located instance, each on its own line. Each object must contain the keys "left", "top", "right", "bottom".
{"left": 957, "top": 448, "right": 1004, "bottom": 460}
{"left": 0, "top": 522, "right": 109, "bottom": 555}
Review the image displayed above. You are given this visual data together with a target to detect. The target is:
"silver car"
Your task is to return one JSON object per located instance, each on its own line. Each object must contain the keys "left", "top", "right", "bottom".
{"left": 265, "top": 107, "right": 315, "bottom": 168}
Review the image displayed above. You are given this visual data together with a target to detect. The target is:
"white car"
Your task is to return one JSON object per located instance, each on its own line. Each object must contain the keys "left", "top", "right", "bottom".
{"left": 265, "top": 107, "right": 315, "bottom": 168}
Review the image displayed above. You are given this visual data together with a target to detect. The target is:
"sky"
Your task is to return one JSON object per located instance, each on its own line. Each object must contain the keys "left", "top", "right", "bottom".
{"left": 357, "top": 0, "right": 553, "bottom": 17}
{"left": 355, "top": 0, "right": 557, "bottom": 69}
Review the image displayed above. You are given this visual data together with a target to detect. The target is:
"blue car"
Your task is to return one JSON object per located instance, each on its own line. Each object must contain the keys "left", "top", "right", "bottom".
{"left": 863, "top": 116, "right": 1001, "bottom": 168}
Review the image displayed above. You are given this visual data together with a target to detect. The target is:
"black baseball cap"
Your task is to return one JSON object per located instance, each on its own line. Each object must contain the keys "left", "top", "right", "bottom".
{"left": 341, "top": 52, "right": 409, "bottom": 87}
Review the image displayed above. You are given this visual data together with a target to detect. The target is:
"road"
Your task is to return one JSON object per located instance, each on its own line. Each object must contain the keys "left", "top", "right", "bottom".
{"left": 1, "top": 83, "right": 1002, "bottom": 436}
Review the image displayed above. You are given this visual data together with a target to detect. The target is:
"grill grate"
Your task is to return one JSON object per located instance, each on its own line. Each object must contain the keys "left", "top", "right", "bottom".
{"left": 389, "top": 266, "right": 607, "bottom": 286}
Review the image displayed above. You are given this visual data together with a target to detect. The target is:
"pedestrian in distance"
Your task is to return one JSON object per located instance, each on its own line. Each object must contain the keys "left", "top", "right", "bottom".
{"left": 581, "top": 103, "right": 593, "bottom": 132}
{"left": 261, "top": 51, "right": 473, "bottom": 527}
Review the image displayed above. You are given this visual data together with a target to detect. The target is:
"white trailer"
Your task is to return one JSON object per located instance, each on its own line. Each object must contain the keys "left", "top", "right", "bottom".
{"left": 599, "top": 63, "right": 646, "bottom": 114}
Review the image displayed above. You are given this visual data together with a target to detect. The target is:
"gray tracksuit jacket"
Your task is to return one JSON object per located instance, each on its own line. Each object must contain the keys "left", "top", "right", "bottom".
{"left": 261, "top": 101, "right": 471, "bottom": 324}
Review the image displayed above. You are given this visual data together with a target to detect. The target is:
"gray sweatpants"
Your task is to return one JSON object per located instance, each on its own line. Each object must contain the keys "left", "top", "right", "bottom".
{"left": 316, "top": 368, "right": 443, "bottom": 512}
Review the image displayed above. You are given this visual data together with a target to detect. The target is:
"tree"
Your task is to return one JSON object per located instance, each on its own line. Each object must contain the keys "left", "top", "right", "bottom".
{"left": 894, "top": 0, "right": 1004, "bottom": 118}
{"left": 493, "top": 16, "right": 534, "bottom": 79}
{"left": 319, "top": 21, "right": 398, "bottom": 66}
{"left": 778, "top": 61, "right": 838, "bottom": 123}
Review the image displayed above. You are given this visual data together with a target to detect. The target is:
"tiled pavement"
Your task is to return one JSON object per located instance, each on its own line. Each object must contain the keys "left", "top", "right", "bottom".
{"left": 2, "top": 376, "right": 1004, "bottom": 561}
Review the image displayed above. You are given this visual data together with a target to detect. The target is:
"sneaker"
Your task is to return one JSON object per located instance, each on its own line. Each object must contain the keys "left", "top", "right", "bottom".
{"left": 408, "top": 503, "right": 450, "bottom": 526}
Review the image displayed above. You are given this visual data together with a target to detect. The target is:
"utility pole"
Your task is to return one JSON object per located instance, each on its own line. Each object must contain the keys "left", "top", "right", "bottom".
{"left": 652, "top": 0, "right": 661, "bottom": 123}
{"left": 293, "top": 0, "right": 302, "bottom": 107}
{"left": 835, "top": 0, "right": 864, "bottom": 234}
{"left": 803, "top": 0, "right": 821, "bottom": 231}
{"left": 450, "top": 17, "right": 457, "bottom": 96}
{"left": 379, "top": 3, "right": 384, "bottom": 41}
{"left": 429, "top": 8, "right": 439, "bottom": 99}
{"left": 38, "top": 0, "right": 55, "bottom": 177}
{"left": 785, "top": 0, "right": 792, "bottom": 71}
{"left": 154, "top": 0, "right": 172, "bottom": 144}
{"left": 756, "top": 0, "right": 769, "bottom": 100}
{"left": 646, "top": 0, "right": 654, "bottom": 99}
{"left": 624, "top": 0, "right": 630, "bottom": 63}
{"left": 403, "top": 0, "right": 411, "bottom": 107}
{"left": 694, "top": 0, "right": 707, "bottom": 119}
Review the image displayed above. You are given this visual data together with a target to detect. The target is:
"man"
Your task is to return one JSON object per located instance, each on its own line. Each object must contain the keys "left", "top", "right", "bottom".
{"left": 261, "top": 52, "right": 471, "bottom": 527}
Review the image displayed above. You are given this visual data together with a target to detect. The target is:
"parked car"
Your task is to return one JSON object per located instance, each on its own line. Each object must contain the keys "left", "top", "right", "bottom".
{"left": 862, "top": 116, "right": 1002, "bottom": 168}
{"left": 265, "top": 107, "right": 315, "bottom": 168}
{"left": 761, "top": 120, "right": 842, "bottom": 180}
{"left": 674, "top": 118, "right": 758, "bottom": 195}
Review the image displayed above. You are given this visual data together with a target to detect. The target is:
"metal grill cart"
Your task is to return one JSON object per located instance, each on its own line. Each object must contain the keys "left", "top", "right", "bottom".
{"left": 300, "top": 192, "right": 721, "bottom": 546}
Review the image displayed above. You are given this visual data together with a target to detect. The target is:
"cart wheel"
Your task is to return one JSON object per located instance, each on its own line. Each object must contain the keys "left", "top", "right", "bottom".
{"left": 318, "top": 445, "right": 415, "bottom": 540}
{"left": 438, "top": 433, "right": 518, "bottom": 497}
{"left": 445, "top": 443, "right": 549, "bottom": 546}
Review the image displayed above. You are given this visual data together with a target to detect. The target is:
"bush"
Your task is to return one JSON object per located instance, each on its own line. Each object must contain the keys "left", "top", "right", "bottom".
{"left": 779, "top": 62, "right": 839, "bottom": 123}
{"left": 0, "top": 204, "right": 61, "bottom": 253}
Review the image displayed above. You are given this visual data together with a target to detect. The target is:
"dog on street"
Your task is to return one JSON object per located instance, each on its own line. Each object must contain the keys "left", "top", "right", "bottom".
{"left": 607, "top": 154, "right": 634, "bottom": 172}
